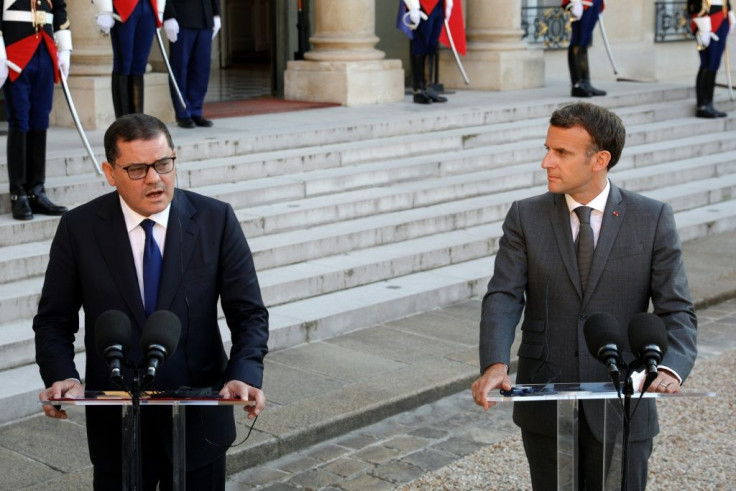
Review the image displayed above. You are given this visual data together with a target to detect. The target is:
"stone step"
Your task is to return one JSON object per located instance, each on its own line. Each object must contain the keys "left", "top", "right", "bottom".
{"left": 1, "top": 110, "right": 735, "bottom": 247}
{"left": 4, "top": 185, "right": 736, "bottom": 373}
{"left": 4, "top": 191, "right": 736, "bottom": 425}
{"left": 2, "top": 145, "right": 736, "bottom": 292}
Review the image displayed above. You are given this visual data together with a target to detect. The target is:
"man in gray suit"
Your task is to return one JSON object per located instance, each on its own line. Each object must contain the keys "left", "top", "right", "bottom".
{"left": 471, "top": 102, "right": 697, "bottom": 490}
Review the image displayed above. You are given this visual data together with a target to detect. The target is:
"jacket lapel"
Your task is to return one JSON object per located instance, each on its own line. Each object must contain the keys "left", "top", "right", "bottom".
{"left": 94, "top": 193, "right": 147, "bottom": 329}
{"left": 157, "top": 190, "right": 198, "bottom": 311}
{"left": 582, "top": 183, "right": 626, "bottom": 309}
{"left": 550, "top": 193, "right": 583, "bottom": 298}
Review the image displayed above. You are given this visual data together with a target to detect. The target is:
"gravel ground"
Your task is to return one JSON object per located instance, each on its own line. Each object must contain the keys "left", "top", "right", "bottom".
{"left": 399, "top": 349, "right": 736, "bottom": 490}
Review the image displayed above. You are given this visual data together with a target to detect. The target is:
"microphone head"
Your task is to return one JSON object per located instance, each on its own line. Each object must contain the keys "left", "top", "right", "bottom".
{"left": 94, "top": 310, "right": 132, "bottom": 356}
{"left": 140, "top": 310, "right": 181, "bottom": 359}
{"left": 583, "top": 312, "right": 625, "bottom": 359}
{"left": 628, "top": 312, "right": 668, "bottom": 359}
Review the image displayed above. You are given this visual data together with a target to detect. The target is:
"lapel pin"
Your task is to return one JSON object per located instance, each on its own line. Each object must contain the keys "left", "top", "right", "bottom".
{"left": 612, "top": 211, "right": 619, "bottom": 217}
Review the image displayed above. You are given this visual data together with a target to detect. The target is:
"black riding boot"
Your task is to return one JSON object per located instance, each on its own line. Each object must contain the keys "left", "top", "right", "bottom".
{"left": 410, "top": 54, "right": 432, "bottom": 104}
{"left": 129, "top": 74, "right": 144, "bottom": 114}
{"left": 425, "top": 50, "right": 447, "bottom": 103}
{"left": 7, "top": 126, "right": 32, "bottom": 220}
{"left": 569, "top": 46, "right": 592, "bottom": 97}
{"left": 579, "top": 46, "right": 606, "bottom": 96}
{"left": 27, "top": 130, "right": 67, "bottom": 216}
{"left": 696, "top": 68, "right": 723, "bottom": 118}
{"left": 112, "top": 73, "right": 130, "bottom": 118}
{"left": 706, "top": 70, "right": 727, "bottom": 117}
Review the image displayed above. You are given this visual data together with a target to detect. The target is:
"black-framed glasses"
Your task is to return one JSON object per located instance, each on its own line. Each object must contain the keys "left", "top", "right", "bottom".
{"left": 115, "top": 157, "right": 176, "bottom": 180}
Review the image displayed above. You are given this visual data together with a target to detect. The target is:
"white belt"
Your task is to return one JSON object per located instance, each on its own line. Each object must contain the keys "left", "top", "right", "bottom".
{"left": 3, "top": 10, "right": 54, "bottom": 25}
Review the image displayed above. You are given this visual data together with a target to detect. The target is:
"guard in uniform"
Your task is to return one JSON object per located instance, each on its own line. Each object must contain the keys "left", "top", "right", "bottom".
{"left": 0, "top": 0, "right": 72, "bottom": 220}
{"left": 93, "top": 0, "right": 164, "bottom": 118}
{"left": 688, "top": 0, "right": 734, "bottom": 118}
{"left": 162, "top": 0, "right": 220, "bottom": 128}
{"left": 398, "top": 0, "right": 464, "bottom": 104}
{"left": 563, "top": 0, "right": 607, "bottom": 97}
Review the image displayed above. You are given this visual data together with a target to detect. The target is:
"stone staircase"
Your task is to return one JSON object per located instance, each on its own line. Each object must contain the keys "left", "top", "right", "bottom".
{"left": 1, "top": 84, "right": 736, "bottom": 426}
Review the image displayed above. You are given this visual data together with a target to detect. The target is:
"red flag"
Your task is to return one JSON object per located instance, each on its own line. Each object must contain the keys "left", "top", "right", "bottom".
{"left": 438, "top": 1, "right": 466, "bottom": 55}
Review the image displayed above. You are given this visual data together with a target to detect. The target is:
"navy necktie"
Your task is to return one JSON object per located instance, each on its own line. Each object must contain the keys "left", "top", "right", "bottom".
{"left": 574, "top": 206, "right": 594, "bottom": 292}
{"left": 141, "top": 219, "right": 162, "bottom": 317}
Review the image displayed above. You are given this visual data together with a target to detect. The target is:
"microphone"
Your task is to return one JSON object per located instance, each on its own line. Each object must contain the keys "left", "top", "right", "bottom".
{"left": 584, "top": 312, "right": 625, "bottom": 395}
{"left": 140, "top": 310, "right": 181, "bottom": 385}
{"left": 628, "top": 313, "right": 668, "bottom": 392}
{"left": 94, "top": 310, "right": 132, "bottom": 387}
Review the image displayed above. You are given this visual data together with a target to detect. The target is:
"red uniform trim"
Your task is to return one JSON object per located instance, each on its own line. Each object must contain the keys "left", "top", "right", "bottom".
{"left": 114, "top": 0, "right": 162, "bottom": 27}
{"left": 6, "top": 31, "right": 60, "bottom": 83}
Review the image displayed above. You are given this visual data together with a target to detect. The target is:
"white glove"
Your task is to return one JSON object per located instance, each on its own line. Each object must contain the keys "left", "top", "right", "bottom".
{"left": 693, "top": 16, "right": 718, "bottom": 48}
{"left": 730, "top": 10, "right": 736, "bottom": 34}
{"left": 164, "top": 18, "right": 179, "bottom": 43}
{"left": 0, "top": 36, "right": 7, "bottom": 88}
{"left": 569, "top": 0, "right": 583, "bottom": 20}
{"left": 409, "top": 8, "right": 421, "bottom": 27}
{"left": 212, "top": 15, "right": 221, "bottom": 39}
{"left": 96, "top": 13, "right": 115, "bottom": 34}
{"left": 445, "top": 0, "right": 453, "bottom": 21}
{"left": 57, "top": 49, "right": 70, "bottom": 79}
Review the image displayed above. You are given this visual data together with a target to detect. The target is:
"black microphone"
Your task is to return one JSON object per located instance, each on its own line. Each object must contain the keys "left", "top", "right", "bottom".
{"left": 140, "top": 310, "right": 181, "bottom": 385}
{"left": 628, "top": 313, "right": 668, "bottom": 392}
{"left": 94, "top": 310, "right": 132, "bottom": 387}
{"left": 584, "top": 312, "right": 625, "bottom": 395}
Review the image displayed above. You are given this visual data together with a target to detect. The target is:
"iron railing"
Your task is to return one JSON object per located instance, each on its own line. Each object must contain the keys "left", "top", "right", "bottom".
{"left": 520, "top": 2, "right": 693, "bottom": 48}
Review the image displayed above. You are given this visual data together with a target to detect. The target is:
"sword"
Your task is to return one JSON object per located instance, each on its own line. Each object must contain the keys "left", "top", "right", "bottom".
{"left": 597, "top": 16, "right": 619, "bottom": 76}
{"left": 155, "top": 28, "right": 187, "bottom": 111}
{"left": 725, "top": 44, "right": 735, "bottom": 101}
{"left": 443, "top": 19, "right": 469, "bottom": 85}
{"left": 60, "top": 74, "right": 102, "bottom": 174}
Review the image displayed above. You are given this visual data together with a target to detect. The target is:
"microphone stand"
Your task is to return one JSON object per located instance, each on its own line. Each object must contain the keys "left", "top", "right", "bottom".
{"left": 122, "top": 369, "right": 144, "bottom": 491}
{"left": 620, "top": 368, "right": 634, "bottom": 491}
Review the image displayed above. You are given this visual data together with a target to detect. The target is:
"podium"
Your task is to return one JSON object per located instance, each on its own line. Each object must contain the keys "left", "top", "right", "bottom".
{"left": 42, "top": 392, "right": 254, "bottom": 491}
{"left": 487, "top": 382, "right": 715, "bottom": 490}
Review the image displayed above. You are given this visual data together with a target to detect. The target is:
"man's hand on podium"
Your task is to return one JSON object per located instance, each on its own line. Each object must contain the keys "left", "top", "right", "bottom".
{"left": 219, "top": 380, "right": 266, "bottom": 419}
{"left": 471, "top": 363, "right": 512, "bottom": 410}
{"left": 646, "top": 369, "right": 681, "bottom": 394}
{"left": 38, "top": 379, "right": 84, "bottom": 419}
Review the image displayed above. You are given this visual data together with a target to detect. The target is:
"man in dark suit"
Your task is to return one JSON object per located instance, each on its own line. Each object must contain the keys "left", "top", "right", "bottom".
{"left": 471, "top": 102, "right": 697, "bottom": 490}
{"left": 34, "top": 113, "right": 269, "bottom": 489}
{"left": 162, "top": 0, "right": 221, "bottom": 128}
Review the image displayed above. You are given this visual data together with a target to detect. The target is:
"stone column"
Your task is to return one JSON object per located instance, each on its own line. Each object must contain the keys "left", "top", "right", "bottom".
{"left": 49, "top": 0, "right": 174, "bottom": 129}
{"left": 440, "top": 0, "right": 544, "bottom": 91}
{"left": 284, "top": 0, "right": 404, "bottom": 106}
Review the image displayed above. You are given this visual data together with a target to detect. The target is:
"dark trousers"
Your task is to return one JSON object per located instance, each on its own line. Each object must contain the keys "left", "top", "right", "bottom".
{"left": 169, "top": 27, "right": 213, "bottom": 119}
{"left": 111, "top": 0, "right": 156, "bottom": 75}
{"left": 521, "top": 409, "right": 652, "bottom": 491}
{"left": 569, "top": 0, "right": 603, "bottom": 47}
{"left": 699, "top": 17, "right": 730, "bottom": 72}
{"left": 2, "top": 42, "right": 53, "bottom": 132}
{"left": 409, "top": 2, "right": 444, "bottom": 55}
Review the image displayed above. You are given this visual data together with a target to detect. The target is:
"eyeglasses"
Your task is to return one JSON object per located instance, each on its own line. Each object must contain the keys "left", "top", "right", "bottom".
{"left": 115, "top": 157, "right": 176, "bottom": 180}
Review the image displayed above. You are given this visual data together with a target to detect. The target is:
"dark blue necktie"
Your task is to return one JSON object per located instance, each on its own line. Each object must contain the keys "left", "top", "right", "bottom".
{"left": 574, "top": 206, "right": 594, "bottom": 292}
{"left": 141, "top": 219, "right": 162, "bottom": 317}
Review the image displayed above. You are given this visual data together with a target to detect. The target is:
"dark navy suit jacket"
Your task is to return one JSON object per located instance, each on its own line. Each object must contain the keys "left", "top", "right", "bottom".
{"left": 34, "top": 188, "right": 269, "bottom": 471}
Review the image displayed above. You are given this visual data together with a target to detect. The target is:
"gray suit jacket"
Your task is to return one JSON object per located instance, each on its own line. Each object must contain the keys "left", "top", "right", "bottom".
{"left": 479, "top": 182, "right": 697, "bottom": 441}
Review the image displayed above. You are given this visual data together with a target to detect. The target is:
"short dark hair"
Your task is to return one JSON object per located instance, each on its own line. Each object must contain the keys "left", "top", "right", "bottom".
{"left": 549, "top": 102, "right": 626, "bottom": 170}
{"left": 104, "top": 114, "right": 175, "bottom": 163}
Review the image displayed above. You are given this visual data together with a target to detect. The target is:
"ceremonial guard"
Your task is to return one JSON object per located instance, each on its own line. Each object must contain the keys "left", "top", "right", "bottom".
{"left": 688, "top": 0, "right": 734, "bottom": 118}
{"left": 162, "top": 0, "right": 220, "bottom": 128}
{"left": 93, "top": 0, "right": 164, "bottom": 118}
{"left": 563, "top": 0, "right": 607, "bottom": 97}
{"left": 1, "top": 0, "right": 72, "bottom": 220}
{"left": 397, "top": 0, "right": 465, "bottom": 104}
